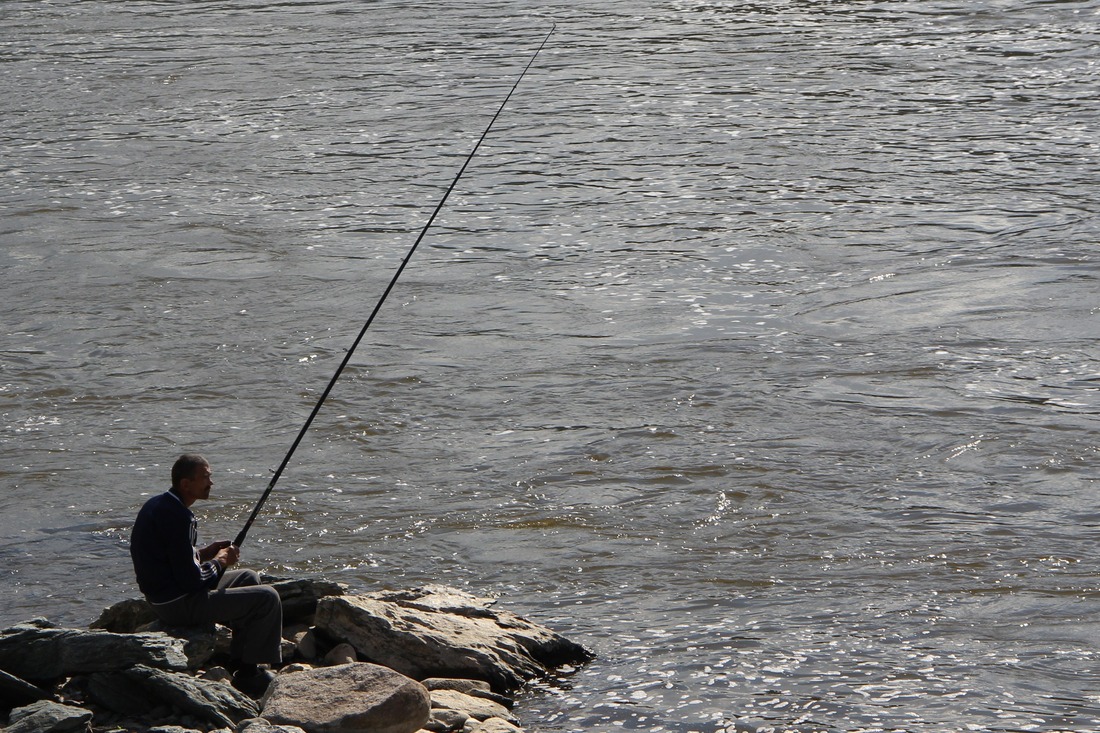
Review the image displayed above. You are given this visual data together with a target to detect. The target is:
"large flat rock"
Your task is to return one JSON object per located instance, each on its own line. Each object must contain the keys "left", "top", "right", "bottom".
{"left": 313, "top": 585, "right": 593, "bottom": 692}
{"left": 0, "top": 620, "right": 189, "bottom": 682}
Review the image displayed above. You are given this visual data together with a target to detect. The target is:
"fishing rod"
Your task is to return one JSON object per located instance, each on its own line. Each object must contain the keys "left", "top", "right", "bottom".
{"left": 233, "top": 25, "right": 556, "bottom": 548}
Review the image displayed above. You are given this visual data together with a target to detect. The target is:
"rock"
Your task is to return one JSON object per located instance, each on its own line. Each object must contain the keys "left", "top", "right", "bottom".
{"left": 322, "top": 643, "right": 357, "bottom": 667}
{"left": 466, "top": 690, "right": 513, "bottom": 711}
{"left": 275, "top": 664, "right": 313, "bottom": 676}
{"left": 429, "top": 690, "right": 515, "bottom": 725}
{"left": 201, "top": 666, "right": 234, "bottom": 685}
{"left": 236, "top": 717, "right": 309, "bottom": 733}
{"left": 3, "top": 700, "right": 92, "bottom": 733}
{"left": 422, "top": 707, "right": 469, "bottom": 733}
{"left": 260, "top": 662, "right": 430, "bottom": 733}
{"left": 89, "top": 598, "right": 158, "bottom": 633}
{"left": 292, "top": 629, "right": 317, "bottom": 662}
{"left": 264, "top": 578, "right": 347, "bottom": 624}
{"left": 2, "top": 581, "right": 583, "bottom": 733}
{"left": 91, "top": 599, "right": 221, "bottom": 668}
{"left": 86, "top": 669, "right": 156, "bottom": 716}
{"left": 0, "top": 623, "right": 189, "bottom": 681}
{"left": 141, "top": 622, "right": 218, "bottom": 669}
{"left": 313, "top": 586, "right": 593, "bottom": 692}
{"left": 0, "top": 668, "right": 49, "bottom": 709}
{"left": 467, "top": 718, "right": 524, "bottom": 733}
{"left": 87, "top": 664, "right": 259, "bottom": 728}
{"left": 420, "top": 679, "right": 491, "bottom": 695}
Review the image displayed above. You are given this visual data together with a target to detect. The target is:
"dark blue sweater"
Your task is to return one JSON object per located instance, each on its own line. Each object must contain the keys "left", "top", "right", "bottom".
{"left": 130, "top": 490, "right": 221, "bottom": 604}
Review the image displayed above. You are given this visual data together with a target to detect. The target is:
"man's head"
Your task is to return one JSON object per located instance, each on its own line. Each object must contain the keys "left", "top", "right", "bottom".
{"left": 172, "top": 453, "right": 213, "bottom": 506}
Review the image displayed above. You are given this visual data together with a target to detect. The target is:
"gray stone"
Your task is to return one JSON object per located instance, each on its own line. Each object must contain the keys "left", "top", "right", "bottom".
{"left": 3, "top": 700, "right": 92, "bottom": 733}
{"left": 90, "top": 600, "right": 220, "bottom": 668}
{"left": 87, "top": 668, "right": 157, "bottom": 716}
{"left": 89, "top": 598, "right": 157, "bottom": 633}
{"left": 292, "top": 629, "right": 318, "bottom": 662}
{"left": 429, "top": 690, "right": 515, "bottom": 725}
{"left": 0, "top": 623, "right": 189, "bottom": 681}
{"left": 201, "top": 667, "right": 234, "bottom": 685}
{"left": 313, "top": 586, "right": 593, "bottom": 692}
{"left": 0, "top": 668, "right": 49, "bottom": 709}
{"left": 466, "top": 690, "right": 514, "bottom": 711}
{"left": 236, "top": 717, "right": 309, "bottom": 733}
{"left": 140, "top": 622, "right": 218, "bottom": 669}
{"left": 87, "top": 664, "right": 259, "bottom": 728}
{"left": 275, "top": 664, "right": 313, "bottom": 676}
{"left": 321, "top": 643, "right": 357, "bottom": 667}
{"left": 468, "top": 718, "right": 524, "bottom": 733}
{"left": 420, "top": 679, "right": 491, "bottom": 695}
{"left": 260, "top": 662, "right": 429, "bottom": 733}
{"left": 264, "top": 578, "right": 346, "bottom": 623}
{"left": 423, "top": 707, "right": 469, "bottom": 733}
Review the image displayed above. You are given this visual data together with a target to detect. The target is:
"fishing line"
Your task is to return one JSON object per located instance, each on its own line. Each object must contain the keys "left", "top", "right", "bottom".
{"left": 234, "top": 24, "right": 556, "bottom": 547}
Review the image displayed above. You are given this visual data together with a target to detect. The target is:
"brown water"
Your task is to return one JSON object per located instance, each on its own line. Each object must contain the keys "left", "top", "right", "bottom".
{"left": 2, "top": 1, "right": 1099, "bottom": 731}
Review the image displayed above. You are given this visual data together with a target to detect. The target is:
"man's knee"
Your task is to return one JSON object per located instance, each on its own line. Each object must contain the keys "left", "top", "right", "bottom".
{"left": 228, "top": 568, "right": 261, "bottom": 587}
{"left": 238, "top": 584, "right": 282, "bottom": 624}
{"left": 258, "top": 584, "right": 281, "bottom": 614}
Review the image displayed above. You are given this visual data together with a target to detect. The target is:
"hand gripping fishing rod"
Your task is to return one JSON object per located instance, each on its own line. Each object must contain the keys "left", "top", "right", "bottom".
{"left": 233, "top": 25, "right": 556, "bottom": 548}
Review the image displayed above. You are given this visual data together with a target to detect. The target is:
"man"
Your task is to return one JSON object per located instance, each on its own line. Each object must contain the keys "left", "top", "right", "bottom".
{"left": 130, "top": 453, "right": 282, "bottom": 697}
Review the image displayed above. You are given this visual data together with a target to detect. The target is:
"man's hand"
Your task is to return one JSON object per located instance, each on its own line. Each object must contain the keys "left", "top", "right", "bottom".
{"left": 214, "top": 543, "right": 240, "bottom": 570}
{"left": 197, "top": 539, "right": 233, "bottom": 562}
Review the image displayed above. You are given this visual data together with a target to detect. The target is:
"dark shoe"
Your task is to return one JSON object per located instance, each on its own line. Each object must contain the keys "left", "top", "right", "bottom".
{"left": 232, "top": 666, "right": 275, "bottom": 698}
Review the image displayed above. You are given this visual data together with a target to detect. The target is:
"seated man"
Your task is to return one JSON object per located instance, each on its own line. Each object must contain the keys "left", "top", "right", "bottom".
{"left": 130, "top": 453, "right": 282, "bottom": 697}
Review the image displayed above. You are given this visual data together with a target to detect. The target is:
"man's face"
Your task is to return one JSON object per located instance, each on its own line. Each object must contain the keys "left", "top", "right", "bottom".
{"left": 180, "top": 462, "right": 213, "bottom": 504}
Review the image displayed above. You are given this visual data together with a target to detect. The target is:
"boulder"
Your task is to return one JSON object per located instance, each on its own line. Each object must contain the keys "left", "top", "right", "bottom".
{"left": 0, "top": 668, "right": 49, "bottom": 710}
{"left": 469, "top": 718, "right": 524, "bottom": 733}
{"left": 421, "top": 679, "right": 491, "bottom": 695}
{"left": 0, "top": 621, "right": 189, "bottom": 681}
{"left": 429, "top": 689, "right": 515, "bottom": 725}
{"left": 87, "top": 664, "right": 259, "bottom": 728}
{"left": 3, "top": 700, "right": 92, "bottom": 733}
{"left": 422, "top": 707, "right": 469, "bottom": 733}
{"left": 313, "top": 586, "right": 593, "bottom": 692}
{"left": 89, "top": 598, "right": 158, "bottom": 633}
{"left": 141, "top": 622, "right": 219, "bottom": 669}
{"left": 260, "top": 662, "right": 430, "bottom": 733}
{"left": 88, "top": 599, "right": 224, "bottom": 669}
{"left": 264, "top": 578, "right": 346, "bottom": 623}
{"left": 292, "top": 628, "right": 322, "bottom": 662}
{"left": 322, "top": 643, "right": 357, "bottom": 667}
{"left": 237, "top": 717, "right": 309, "bottom": 733}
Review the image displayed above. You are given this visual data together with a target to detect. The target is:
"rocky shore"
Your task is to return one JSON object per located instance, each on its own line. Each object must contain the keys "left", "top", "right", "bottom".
{"left": 0, "top": 579, "right": 593, "bottom": 733}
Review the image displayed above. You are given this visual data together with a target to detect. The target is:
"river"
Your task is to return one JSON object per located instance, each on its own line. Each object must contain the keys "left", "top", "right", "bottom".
{"left": 2, "top": 1, "right": 1099, "bottom": 731}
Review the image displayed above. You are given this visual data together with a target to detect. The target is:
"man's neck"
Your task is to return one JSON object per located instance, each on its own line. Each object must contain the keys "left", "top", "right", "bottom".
{"left": 168, "top": 488, "right": 194, "bottom": 508}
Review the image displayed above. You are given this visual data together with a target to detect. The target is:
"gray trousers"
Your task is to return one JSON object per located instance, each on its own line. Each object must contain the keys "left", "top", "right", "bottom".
{"left": 153, "top": 569, "right": 283, "bottom": 665}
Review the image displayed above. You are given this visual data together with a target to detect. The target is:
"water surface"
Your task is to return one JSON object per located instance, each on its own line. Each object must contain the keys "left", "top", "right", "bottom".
{"left": 2, "top": 1, "right": 1099, "bottom": 731}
